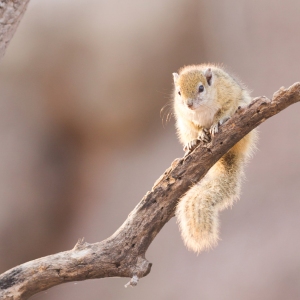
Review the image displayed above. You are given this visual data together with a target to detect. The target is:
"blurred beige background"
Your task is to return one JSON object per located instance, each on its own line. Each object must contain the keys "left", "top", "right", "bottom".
{"left": 1, "top": 0, "right": 300, "bottom": 299}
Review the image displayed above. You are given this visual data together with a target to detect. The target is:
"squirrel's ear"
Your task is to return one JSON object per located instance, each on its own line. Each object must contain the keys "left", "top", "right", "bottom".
{"left": 205, "top": 68, "right": 212, "bottom": 86}
{"left": 173, "top": 73, "right": 179, "bottom": 83}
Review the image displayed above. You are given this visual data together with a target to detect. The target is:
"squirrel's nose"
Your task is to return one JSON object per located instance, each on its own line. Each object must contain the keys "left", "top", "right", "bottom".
{"left": 187, "top": 99, "right": 193, "bottom": 109}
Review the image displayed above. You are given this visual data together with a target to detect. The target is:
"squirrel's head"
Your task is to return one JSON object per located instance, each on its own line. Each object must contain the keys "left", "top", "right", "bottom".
{"left": 173, "top": 67, "right": 213, "bottom": 111}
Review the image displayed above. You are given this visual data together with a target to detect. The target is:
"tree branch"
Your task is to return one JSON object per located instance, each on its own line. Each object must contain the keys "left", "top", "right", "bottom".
{"left": 0, "top": 83, "right": 300, "bottom": 299}
{"left": 0, "top": 0, "right": 30, "bottom": 59}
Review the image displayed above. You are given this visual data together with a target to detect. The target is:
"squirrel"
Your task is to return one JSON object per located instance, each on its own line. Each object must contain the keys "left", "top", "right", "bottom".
{"left": 172, "top": 64, "right": 257, "bottom": 253}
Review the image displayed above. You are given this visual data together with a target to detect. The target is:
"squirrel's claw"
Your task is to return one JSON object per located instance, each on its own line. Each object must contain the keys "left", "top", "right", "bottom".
{"left": 209, "top": 123, "right": 219, "bottom": 137}
{"left": 210, "top": 117, "right": 229, "bottom": 137}
{"left": 198, "top": 129, "right": 211, "bottom": 143}
{"left": 183, "top": 139, "right": 198, "bottom": 152}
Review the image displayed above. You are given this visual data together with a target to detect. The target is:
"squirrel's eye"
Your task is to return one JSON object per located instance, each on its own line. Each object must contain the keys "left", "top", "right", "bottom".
{"left": 198, "top": 85, "right": 204, "bottom": 93}
{"left": 178, "top": 91, "right": 181, "bottom": 96}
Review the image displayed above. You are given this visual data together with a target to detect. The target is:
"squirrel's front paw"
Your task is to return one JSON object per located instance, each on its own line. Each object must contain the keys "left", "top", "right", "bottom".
{"left": 197, "top": 128, "right": 210, "bottom": 143}
{"left": 209, "top": 123, "right": 219, "bottom": 137}
{"left": 210, "top": 117, "right": 229, "bottom": 137}
{"left": 219, "top": 117, "right": 229, "bottom": 125}
{"left": 183, "top": 139, "right": 199, "bottom": 152}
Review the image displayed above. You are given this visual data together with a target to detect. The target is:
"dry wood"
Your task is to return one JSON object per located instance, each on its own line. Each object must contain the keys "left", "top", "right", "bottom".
{"left": 0, "top": 83, "right": 299, "bottom": 300}
{"left": 0, "top": 0, "right": 30, "bottom": 59}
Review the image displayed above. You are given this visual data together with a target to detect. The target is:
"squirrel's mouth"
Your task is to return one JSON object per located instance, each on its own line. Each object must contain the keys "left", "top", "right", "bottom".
{"left": 187, "top": 104, "right": 195, "bottom": 110}
{"left": 187, "top": 104, "right": 199, "bottom": 111}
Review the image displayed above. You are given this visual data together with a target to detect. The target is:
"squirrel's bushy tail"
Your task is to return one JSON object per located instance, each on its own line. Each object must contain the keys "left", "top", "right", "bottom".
{"left": 176, "top": 130, "right": 257, "bottom": 253}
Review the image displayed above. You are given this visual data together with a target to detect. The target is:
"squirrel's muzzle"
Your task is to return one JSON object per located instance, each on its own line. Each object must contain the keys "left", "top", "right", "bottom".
{"left": 187, "top": 99, "right": 194, "bottom": 109}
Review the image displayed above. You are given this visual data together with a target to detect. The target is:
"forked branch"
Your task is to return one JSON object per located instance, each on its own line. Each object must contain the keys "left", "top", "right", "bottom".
{"left": 0, "top": 83, "right": 300, "bottom": 300}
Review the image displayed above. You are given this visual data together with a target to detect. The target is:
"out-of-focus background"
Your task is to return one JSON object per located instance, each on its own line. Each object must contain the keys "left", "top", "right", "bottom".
{"left": 1, "top": 0, "right": 300, "bottom": 299}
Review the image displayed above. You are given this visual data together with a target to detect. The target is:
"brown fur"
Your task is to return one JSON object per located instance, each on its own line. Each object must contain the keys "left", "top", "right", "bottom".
{"left": 173, "top": 64, "right": 257, "bottom": 253}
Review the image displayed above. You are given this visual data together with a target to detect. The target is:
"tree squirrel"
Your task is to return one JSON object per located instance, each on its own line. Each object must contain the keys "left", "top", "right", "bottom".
{"left": 173, "top": 64, "right": 257, "bottom": 253}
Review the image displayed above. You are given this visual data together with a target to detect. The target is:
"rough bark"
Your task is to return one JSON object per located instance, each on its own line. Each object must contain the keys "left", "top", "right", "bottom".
{"left": 0, "top": 0, "right": 30, "bottom": 59}
{"left": 0, "top": 83, "right": 299, "bottom": 299}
